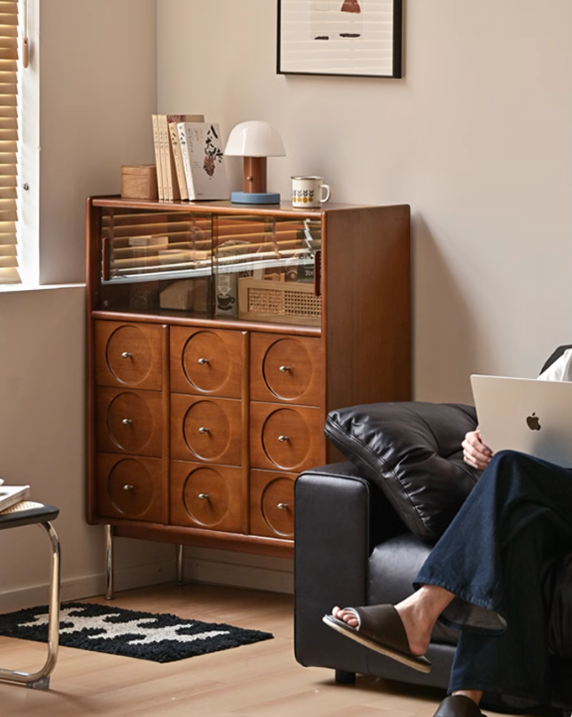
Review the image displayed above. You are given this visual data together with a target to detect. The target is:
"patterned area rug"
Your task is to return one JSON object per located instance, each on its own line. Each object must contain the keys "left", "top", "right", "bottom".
{"left": 0, "top": 602, "right": 273, "bottom": 663}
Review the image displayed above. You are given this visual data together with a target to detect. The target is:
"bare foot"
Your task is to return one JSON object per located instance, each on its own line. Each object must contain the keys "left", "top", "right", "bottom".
{"left": 331, "top": 606, "right": 359, "bottom": 627}
{"left": 451, "top": 690, "right": 483, "bottom": 706}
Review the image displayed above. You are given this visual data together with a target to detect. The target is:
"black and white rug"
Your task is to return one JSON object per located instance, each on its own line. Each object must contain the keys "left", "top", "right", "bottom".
{"left": 0, "top": 602, "right": 273, "bottom": 663}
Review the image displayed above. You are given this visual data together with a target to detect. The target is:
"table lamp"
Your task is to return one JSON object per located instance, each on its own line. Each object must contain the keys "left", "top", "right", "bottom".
{"left": 224, "top": 121, "right": 286, "bottom": 204}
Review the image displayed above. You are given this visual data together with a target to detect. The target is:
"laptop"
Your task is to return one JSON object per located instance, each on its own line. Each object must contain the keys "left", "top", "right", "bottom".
{"left": 470, "top": 375, "right": 572, "bottom": 468}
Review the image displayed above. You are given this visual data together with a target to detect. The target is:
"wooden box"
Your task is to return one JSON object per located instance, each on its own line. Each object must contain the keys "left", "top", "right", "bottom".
{"left": 238, "top": 277, "right": 321, "bottom": 326}
{"left": 121, "top": 164, "right": 158, "bottom": 200}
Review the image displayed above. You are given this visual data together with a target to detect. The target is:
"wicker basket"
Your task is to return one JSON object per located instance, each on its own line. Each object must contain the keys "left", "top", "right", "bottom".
{"left": 238, "top": 278, "right": 321, "bottom": 326}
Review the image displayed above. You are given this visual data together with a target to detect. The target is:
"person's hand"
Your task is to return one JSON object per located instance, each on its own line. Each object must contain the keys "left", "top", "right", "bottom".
{"left": 462, "top": 428, "right": 492, "bottom": 470}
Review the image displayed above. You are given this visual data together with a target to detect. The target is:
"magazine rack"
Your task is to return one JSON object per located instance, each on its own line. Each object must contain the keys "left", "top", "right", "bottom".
{"left": 0, "top": 501, "right": 60, "bottom": 689}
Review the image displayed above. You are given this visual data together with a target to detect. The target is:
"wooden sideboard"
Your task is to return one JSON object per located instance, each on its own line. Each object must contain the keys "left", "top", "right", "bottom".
{"left": 85, "top": 196, "right": 411, "bottom": 594}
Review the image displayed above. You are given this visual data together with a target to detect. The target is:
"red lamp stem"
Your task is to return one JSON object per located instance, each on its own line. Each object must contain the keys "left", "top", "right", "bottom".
{"left": 242, "top": 157, "right": 267, "bottom": 194}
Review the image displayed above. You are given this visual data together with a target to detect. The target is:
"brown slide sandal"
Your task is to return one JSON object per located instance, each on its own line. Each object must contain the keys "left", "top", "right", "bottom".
{"left": 322, "top": 604, "right": 432, "bottom": 674}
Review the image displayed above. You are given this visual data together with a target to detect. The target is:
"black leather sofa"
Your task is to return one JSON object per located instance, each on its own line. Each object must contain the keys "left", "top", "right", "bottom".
{"left": 294, "top": 346, "right": 572, "bottom": 713}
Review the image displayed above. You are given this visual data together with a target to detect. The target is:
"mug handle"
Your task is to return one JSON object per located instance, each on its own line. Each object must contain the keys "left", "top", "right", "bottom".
{"left": 321, "top": 184, "right": 331, "bottom": 203}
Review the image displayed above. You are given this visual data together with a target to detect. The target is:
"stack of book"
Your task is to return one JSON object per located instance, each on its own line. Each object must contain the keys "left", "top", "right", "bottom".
{"left": 0, "top": 483, "right": 31, "bottom": 512}
{"left": 152, "top": 115, "right": 229, "bottom": 202}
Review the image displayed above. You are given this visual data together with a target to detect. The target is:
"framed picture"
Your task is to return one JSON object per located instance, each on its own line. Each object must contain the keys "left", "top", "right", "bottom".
{"left": 277, "top": 0, "right": 403, "bottom": 78}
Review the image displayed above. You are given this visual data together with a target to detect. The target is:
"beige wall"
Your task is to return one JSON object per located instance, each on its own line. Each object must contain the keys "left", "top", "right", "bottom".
{"left": 39, "top": 0, "right": 158, "bottom": 285}
{"left": 2, "top": 0, "right": 571, "bottom": 607}
{"left": 158, "top": 0, "right": 572, "bottom": 403}
{"left": 0, "top": 0, "right": 169, "bottom": 612}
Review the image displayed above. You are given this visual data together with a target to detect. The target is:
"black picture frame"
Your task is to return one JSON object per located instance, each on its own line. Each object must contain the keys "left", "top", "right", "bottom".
{"left": 277, "top": 0, "right": 403, "bottom": 79}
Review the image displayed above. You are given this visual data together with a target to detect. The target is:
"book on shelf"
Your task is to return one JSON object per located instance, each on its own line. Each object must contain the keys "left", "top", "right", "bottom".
{"left": 152, "top": 114, "right": 204, "bottom": 201}
{"left": 151, "top": 115, "right": 163, "bottom": 200}
{"left": 169, "top": 121, "right": 190, "bottom": 201}
{"left": 0, "top": 484, "right": 31, "bottom": 512}
{"left": 177, "top": 122, "right": 229, "bottom": 201}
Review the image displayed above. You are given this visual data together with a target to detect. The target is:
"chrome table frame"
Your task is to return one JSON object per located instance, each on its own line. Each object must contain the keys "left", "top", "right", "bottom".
{"left": 0, "top": 501, "right": 60, "bottom": 690}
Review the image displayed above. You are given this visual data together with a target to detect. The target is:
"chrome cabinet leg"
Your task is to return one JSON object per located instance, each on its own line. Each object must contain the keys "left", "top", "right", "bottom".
{"left": 105, "top": 524, "right": 114, "bottom": 600}
{"left": 176, "top": 544, "right": 184, "bottom": 586}
{"left": 0, "top": 521, "right": 60, "bottom": 690}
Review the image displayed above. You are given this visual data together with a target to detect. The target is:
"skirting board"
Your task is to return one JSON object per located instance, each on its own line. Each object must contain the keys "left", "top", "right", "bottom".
{"left": 0, "top": 551, "right": 293, "bottom": 613}
{"left": 182, "top": 547, "right": 294, "bottom": 595}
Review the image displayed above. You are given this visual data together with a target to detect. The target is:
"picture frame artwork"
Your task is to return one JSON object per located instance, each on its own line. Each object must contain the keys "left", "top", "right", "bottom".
{"left": 277, "top": 0, "right": 403, "bottom": 78}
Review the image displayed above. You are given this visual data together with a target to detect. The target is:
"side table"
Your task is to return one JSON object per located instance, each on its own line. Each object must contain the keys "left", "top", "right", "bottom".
{"left": 0, "top": 501, "right": 60, "bottom": 689}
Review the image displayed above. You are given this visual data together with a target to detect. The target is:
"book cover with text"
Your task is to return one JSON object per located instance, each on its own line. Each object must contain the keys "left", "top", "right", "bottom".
{"left": 178, "top": 123, "right": 229, "bottom": 201}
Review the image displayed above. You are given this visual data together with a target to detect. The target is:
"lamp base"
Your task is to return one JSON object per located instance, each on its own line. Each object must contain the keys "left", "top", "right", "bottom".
{"left": 231, "top": 191, "right": 281, "bottom": 205}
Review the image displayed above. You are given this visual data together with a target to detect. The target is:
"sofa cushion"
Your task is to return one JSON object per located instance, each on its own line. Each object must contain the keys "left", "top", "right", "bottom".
{"left": 325, "top": 402, "right": 481, "bottom": 542}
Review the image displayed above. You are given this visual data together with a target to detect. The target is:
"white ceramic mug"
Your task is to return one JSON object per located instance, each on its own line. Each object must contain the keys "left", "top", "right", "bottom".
{"left": 291, "top": 176, "right": 331, "bottom": 208}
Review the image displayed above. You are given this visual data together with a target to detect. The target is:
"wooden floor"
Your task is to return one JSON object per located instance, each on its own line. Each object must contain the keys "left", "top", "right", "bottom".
{"left": 0, "top": 582, "right": 472, "bottom": 717}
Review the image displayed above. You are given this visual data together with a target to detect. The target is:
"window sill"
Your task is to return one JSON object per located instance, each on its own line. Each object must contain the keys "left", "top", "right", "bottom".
{"left": 0, "top": 283, "right": 85, "bottom": 294}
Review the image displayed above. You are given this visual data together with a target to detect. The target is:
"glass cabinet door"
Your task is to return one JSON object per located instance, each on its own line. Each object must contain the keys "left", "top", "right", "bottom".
{"left": 213, "top": 214, "right": 322, "bottom": 326}
{"left": 98, "top": 207, "right": 213, "bottom": 316}
{"left": 96, "top": 206, "right": 322, "bottom": 326}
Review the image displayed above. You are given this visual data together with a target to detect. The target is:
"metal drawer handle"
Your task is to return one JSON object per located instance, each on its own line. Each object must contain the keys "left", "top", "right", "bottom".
{"left": 198, "top": 426, "right": 209, "bottom": 434}
{"left": 279, "top": 365, "right": 291, "bottom": 373}
{"left": 198, "top": 357, "right": 209, "bottom": 365}
{"left": 122, "top": 418, "right": 133, "bottom": 425}
{"left": 121, "top": 351, "right": 132, "bottom": 359}
{"left": 277, "top": 503, "right": 289, "bottom": 510}
{"left": 123, "top": 484, "right": 134, "bottom": 491}
{"left": 198, "top": 493, "right": 209, "bottom": 500}
{"left": 278, "top": 435, "right": 289, "bottom": 442}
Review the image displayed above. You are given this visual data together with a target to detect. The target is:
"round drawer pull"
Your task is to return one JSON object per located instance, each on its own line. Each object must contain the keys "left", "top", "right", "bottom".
{"left": 123, "top": 484, "right": 134, "bottom": 491}
{"left": 277, "top": 503, "right": 289, "bottom": 510}
{"left": 121, "top": 351, "right": 132, "bottom": 359}
{"left": 122, "top": 418, "right": 133, "bottom": 425}
{"left": 198, "top": 493, "right": 209, "bottom": 500}
{"left": 278, "top": 435, "right": 289, "bottom": 442}
{"left": 279, "top": 365, "right": 291, "bottom": 373}
{"left": 198, "top": 357, "right": 210, "bottom": 365}
{"left": 198, "top": 426, "right": 209, "bottom": 434}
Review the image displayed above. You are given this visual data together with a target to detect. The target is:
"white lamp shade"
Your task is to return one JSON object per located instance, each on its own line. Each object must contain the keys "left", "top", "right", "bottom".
{"left": 224, "top": 121, "right": 286, "bottom": 157}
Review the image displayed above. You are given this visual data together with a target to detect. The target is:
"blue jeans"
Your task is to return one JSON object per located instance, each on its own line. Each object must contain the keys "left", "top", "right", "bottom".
{"left": 414, "top": 450, "right": 572, "bottom": 711}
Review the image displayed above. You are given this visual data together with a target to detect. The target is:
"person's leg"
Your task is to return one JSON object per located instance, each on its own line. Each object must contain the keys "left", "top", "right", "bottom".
{"left": 330, "top": 450, "right": 572, "bottom": 707}
{"left": 445, "top": 517, "right": 568, "bottom": 709}
{"left": 415, "top": 450, "right": 572, "bottom": 634}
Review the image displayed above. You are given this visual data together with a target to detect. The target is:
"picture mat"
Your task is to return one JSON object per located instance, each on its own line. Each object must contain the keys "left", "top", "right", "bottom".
{"left": 279, "top": 0, "right": 400, "bottom": 77}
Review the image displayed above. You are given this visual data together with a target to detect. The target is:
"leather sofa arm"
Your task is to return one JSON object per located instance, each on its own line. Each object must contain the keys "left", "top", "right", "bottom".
{"left": 294, "top": 461, "right": 403, "bottom": 672}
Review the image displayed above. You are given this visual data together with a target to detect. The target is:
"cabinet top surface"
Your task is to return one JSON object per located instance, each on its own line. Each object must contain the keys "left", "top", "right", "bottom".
{"left": 89, "top": 195, "right": 406, "bottom": 217}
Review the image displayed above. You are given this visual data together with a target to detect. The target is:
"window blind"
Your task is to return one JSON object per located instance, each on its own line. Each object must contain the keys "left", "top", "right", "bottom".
{"left": 0, "top": 0, "right": 19, "bottom": 284}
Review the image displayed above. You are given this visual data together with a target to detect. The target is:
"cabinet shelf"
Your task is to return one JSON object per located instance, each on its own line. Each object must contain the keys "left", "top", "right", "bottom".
{"left": 103, "top": 256, "right": 315, "bottom": 284}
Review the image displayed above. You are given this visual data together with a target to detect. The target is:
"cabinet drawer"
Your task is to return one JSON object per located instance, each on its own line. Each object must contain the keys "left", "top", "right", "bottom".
{"left": 170, "top": 461, "right": 242, "bottom": 533}
{"left": 171, "top": 394, "right": 241, "bottom": 465}
{"left": 249, "top": 470, "right": 295, "bottom": 539}
{"left": 250, "top": 334, "right": 323, "bottom": 406}
{"left": 96, "top": 453, "right": 163, "bottom": 522}
{"left": 94, "top": 320, "right": 163, "bottom": 390}
{"left": 96, "top": 387, "right": 162, "bottom": 457}
{"left": 170, "top": 327, "right": 244, "bottom": 397}
{"left": 250, "top": 403, "right": 323, "bottom": 471}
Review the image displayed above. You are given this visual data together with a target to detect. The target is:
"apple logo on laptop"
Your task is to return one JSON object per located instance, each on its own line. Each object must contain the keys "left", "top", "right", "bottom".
{"left": 526, "top": 412, "right": 541, "bottom": 431}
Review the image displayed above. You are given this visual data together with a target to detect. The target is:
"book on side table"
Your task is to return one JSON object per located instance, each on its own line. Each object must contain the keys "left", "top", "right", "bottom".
{"left": 0, "top": 481, "right": 31, "bottom": 512}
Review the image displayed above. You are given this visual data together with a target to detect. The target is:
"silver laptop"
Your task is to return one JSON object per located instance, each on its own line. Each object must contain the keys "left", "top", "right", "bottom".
{"left": 470, "top": 375, "right": 572, "bottom": 468}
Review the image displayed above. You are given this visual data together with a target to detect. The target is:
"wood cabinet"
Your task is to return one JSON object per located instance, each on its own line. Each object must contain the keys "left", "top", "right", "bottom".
{"left": 86, "top": 196, "right": 411, "bottom": 578}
